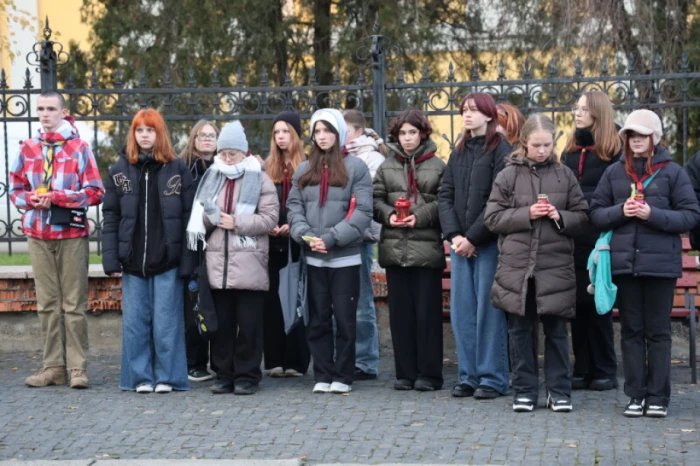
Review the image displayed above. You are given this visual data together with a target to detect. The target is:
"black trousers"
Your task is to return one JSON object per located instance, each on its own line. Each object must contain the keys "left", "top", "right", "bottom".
{"left": 509, "top": 279, "right": 571, "bottom": 401}
{"left": 571, "top": 268, "right": 617, "bottom": 380}
{"left": 184, "top": 283, "right": 214, "bottom": 372}
{"left": 614, "top": 275, "right": 675, "bottom": 407}
{"left": 306, "top": 265, "right": 360, "bottom": 385}
{"left": 210, "top": 289, "right": 265, "bottom": 384}
{"left": 386, "top": 267, "right": 443, "bottom": 388}
{"left": 263, "top": 249, "right": 311, "bottom": 373}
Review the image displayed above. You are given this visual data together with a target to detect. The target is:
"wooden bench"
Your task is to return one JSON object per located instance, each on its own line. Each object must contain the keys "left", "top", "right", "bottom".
{"left": 441, "top": 239, "right": 699, "bottom": 384}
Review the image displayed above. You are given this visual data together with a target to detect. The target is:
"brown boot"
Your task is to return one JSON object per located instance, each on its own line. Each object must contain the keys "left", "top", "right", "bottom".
{"left": 25, "top": 366, "right": 67, "bottom": 387}
{"left": 69, "top": 369, "right": 89, "bottom": 389}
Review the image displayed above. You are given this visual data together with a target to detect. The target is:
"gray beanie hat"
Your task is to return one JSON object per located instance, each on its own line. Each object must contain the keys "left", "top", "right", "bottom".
{"left": 217, "top": 121, "right": 249, "bottom": 153}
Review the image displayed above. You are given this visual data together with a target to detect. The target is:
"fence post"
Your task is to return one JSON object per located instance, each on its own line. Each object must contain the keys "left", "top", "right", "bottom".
{"left": 37, "top": 17, "right": 60, "bottom": 92}
{"left": 370, "top": 20, "right": 386, "bottom": 140}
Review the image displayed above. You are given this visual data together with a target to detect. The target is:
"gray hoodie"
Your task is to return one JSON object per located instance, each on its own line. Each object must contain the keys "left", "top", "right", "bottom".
{"left": 287, "top": 155, "right": 373, "bottom": 267}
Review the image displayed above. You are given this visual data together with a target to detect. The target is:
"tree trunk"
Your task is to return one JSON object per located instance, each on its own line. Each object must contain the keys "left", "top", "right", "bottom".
{"left": 314, "top": 0, "right": 333, "bottom": 85}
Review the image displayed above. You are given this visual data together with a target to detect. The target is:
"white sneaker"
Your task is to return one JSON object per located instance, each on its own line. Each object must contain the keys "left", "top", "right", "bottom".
{"left": 269, "top": 367, "right": 285, "bottom": 377}
{"left": 312, "top": 382, "right": 331, "bottom": 393}
{"left": 154, "top": 383, "right": 172, "bottom": 393}
{"left": 330, "top": 381, "right": 352, "bottom": 394}
{"left": 135, "top": 383, "right": 154, "bottom": 393}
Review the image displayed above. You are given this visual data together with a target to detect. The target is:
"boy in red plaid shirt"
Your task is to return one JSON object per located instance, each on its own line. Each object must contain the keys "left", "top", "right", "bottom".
{"left": 10, "top": 91, "right": 104, "bottom": 388}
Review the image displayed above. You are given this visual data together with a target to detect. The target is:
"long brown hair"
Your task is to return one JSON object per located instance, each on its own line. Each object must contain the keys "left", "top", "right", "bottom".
{"left": 512, "top": 114, "right": 560, "bottom": 163}
{"left": 457, "top": 92, "right": 502, "bottom": 152}
{"left": 126, "top": 109, "right": 176, "bottom": 164}
{"left": 564, "top": 91, "right": 623, "bottom": 161}
{"left": 179, "top": 119, "right": 219, "bottom": 168}
{"left": 623, "top": 133, "right": 655, "bottom": 176}
{"left": 343, "top": 109, "right": 388, "bottom": 156}
{"left": 265, "top": 121, "right": 306, "bottom": 184}
{"left": 298, "top": 122, "right": 348, "bottom": 189}
{"left": 496, "top": 103, "right": 525, "bottom": 145}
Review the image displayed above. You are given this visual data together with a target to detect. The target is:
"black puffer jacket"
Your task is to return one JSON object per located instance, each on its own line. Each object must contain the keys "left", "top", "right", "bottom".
{"left": 102, "top": 152, "right": 195, "bottom": 277}
{"left": 562, "top": 128, "right": 621, "bottom": 268}
{"left": 438, "top": 134, "right": 510, "bottom": 245}
{"left": 684, "top": 151, "right": 700, "bottom": 250}
{"left": 590, "top": 146, "right": 700, "bottom": 278}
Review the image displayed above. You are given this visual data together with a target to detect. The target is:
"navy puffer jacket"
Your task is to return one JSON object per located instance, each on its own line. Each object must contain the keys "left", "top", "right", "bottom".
{"left": 589, "top": 146, "right": 700, "bottom": 278}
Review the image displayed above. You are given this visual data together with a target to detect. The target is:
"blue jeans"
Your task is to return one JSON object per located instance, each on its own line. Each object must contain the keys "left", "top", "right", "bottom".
{"left": 119, "top": 268, "right": 189, "bottom": 391}
{"left": 355, "top": 242, "right": 379, "bottom": 375}
{"left": 450, "top": 241, "right": 509, "bottom": 394}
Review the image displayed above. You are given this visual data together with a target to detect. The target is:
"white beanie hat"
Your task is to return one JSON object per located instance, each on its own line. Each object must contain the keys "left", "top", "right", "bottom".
{"left": 217, "top": 120, "right": 249, "bottom": 153}
{"left": 310, "top": 108, "right": 348, "bottom": 148}
{"left": 619, "top": 110, "right": 663, "bottom": 146}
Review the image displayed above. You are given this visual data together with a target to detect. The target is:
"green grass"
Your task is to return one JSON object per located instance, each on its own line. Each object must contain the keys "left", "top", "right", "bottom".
{"left": 0, "top": 253, "right": 103, "bottom": 266}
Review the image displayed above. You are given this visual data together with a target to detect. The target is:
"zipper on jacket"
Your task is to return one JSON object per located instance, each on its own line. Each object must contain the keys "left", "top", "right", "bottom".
{"left": 142, "top": 170, "right": 149, "bottom": 277}
{"left": 222, "top": 181, "right": 234, "bottom": 289}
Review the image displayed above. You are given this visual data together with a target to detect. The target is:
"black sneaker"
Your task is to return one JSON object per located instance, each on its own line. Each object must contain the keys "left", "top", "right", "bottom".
{"left": 353, "top": 367, "right": 378, "bottom": 381}
{"left": 589, "top": 378, "right": 617, "bottom": 391}
{"left": 474, "top": 385, "right": 502, "bottom": 399}
{"left": 645, "top": 404, "right": 667, "bottom": 418}
{"left": 547, "top": 393, "right": 573, "bottom": 412}
{"left": 188, "top": 368, "right": 214, "bottom": 382}
{"left": 394, "top": 379, "right": 414, "bottom": 391}
{"left": 571, "top": 375, "right": 589, "bottom": 390}
{"left": 209, "top": 379, "right": 234, "bottom": 394}
{"left": 451, "top": 383, "right": 475, "bottom": 398}
{"left": 234, "top": 381, "right": 260, "bottom": 395}
{"left": 414, "top": 379, "right": 439, "bottom": 392}
{"left": 512, "top": 397, "right": 535, "bottom": 412}
{"left": 623, "top": 398, "right": 645, "bottom": 417}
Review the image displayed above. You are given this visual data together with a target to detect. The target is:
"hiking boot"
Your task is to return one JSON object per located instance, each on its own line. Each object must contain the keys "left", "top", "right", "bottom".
{"left": 394, "top": 379, "right": 414, "bottom": 391}
{"left": 474, "top": 385, "right": 502, "bottom": 399}
{"left": 69, "top": 369, "right": 88, "bottom": 389}
{"left": 414, "top": 379, "right": 439, "bottom": 392}
{"left": 234, "top": 381, "right": 260, "bottom": 395}
{"left": 452, "top": 383, "right": 475, "bottom": 398}
{"left": 25, "top": 366, "right": 67, "bottom": 387}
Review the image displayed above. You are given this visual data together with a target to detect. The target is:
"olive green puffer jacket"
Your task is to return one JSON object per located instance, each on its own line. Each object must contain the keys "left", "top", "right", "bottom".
{"left": 373, "top": 139, "right": 446, "bottom": 269}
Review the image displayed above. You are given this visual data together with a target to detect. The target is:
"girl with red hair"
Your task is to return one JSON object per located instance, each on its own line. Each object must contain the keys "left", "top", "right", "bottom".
{"left": 102, "top": 108, "right": 196, "bottom": 393}
{"left": 439, "top": 92, "right": 512, "bottom": 399}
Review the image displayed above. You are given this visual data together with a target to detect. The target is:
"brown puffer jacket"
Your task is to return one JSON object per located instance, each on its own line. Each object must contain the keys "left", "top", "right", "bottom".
{"left": 204, "top": 173, "right": 279, "bottom": 291}
{"left": 484, "top": 155, "right": 589, "bottom": 318}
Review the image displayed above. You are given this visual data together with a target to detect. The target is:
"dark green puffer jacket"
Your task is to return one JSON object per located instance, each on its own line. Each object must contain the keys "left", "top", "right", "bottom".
{"left": 373, "top": 139, "right": 446, "bottom": 269}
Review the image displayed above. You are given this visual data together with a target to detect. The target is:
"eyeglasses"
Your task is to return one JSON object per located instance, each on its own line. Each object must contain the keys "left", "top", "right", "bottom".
{"left": 196, "top": 133, "right": 217, "bottom": 141}
{"left": 571, "top": 106, "right": 589, "bottom": 116}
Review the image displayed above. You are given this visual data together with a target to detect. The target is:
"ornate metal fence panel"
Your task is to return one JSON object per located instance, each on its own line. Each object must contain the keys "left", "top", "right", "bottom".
{"left": 1, "top": 20, "right": 699, "bottom": 253}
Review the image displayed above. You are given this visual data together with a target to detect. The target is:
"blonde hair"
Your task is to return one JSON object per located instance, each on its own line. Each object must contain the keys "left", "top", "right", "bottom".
{"left": 265, "top": 121, "right": 306, "bottom": 184}
{"left": 180, "top": 119, "right": 219, "bottom": 168}
{"left": 564, "top": 91, "right": 623, "bottom": 161}
{"left": 512, "top": 114, "right": 560, "bottom": 163}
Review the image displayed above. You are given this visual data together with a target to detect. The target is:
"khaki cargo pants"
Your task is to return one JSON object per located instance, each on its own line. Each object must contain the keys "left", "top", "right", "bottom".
{"left": 27, "top": 236, "right": 89, "bottom": 370}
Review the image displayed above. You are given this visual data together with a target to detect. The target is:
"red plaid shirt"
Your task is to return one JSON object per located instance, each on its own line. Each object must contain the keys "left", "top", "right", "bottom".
{"left": 10, "top": 119, "right": 105, "bottom": 240}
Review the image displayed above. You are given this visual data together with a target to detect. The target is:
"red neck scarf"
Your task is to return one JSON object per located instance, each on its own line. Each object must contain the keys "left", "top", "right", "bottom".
{"left": 575, "top": 145, "right": 595, "bottom": 180}
{"left": 319, "top": 151, "right": 348, "bottom": 207}
{"left": 281, "top": 163, "right": 292, "bottom": 212}
{"left": 627, "top": 160, "right": 670, "bottom": 193}
{"left": 396, "top": 152, "right": 435, "bottom": 203}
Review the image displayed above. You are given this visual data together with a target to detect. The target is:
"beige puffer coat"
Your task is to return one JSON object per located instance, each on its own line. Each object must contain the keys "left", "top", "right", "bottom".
{"left": 483, "top": 155, "right": 589, "bottom": 318}
{"left": 204, "top": 173, "right": 279, "bottom": 291}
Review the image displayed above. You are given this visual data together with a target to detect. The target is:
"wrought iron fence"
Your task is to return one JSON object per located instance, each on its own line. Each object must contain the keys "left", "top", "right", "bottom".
{"left": 1, "top": 19, "right": 699, "bottom": 253}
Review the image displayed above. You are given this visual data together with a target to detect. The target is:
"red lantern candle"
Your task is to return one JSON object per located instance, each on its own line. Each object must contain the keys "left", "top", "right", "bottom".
{"left": 394, "top": 196, "right": 412, "bottom": 221}
{"left": 537, "top": 194, "right": 549, "bottom": 205}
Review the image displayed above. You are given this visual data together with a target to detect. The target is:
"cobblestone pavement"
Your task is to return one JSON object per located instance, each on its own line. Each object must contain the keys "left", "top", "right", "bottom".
{"left": 1, "top": 351, "right": 699, "bottom": 465}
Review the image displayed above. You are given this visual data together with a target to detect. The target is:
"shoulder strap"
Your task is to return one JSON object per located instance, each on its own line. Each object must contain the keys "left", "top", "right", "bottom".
{"left": 642, "top": 166, "right": 663, "bottom": 189}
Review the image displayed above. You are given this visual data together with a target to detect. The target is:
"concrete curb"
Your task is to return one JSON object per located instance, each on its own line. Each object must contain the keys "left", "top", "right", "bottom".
{"left": 0, "top": 461, "right": 302, "bottom": 466}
